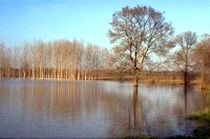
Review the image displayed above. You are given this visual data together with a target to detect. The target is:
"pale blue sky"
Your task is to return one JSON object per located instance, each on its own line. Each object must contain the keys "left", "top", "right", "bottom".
{"left": 0, "top": 0, "right": 210, "bottom": 48}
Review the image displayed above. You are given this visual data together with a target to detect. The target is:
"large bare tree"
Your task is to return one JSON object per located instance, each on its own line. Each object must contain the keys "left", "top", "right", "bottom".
{"left": 108, "top": 5, "right": 173, "bottom": 84}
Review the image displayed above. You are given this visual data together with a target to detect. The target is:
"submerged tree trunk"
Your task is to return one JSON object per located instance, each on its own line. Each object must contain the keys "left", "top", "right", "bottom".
{"left": 77, "top": 70, "right": 80, "bottom": 80}
{"left": 84, "top": 70, "right": 87, "bottom": 80}
{"left": 184, "top": 82, "right": 188, "bottom": 133}
{"left": 18, "top": 69, "right": 21, "bottom": 78}
{"left": 23, "top": 69, "right": 26, "bottom": 78}
{"left": 184, "top": 71, "right": 188, "bottom": 85}
{"left": 133, "top": 69, "right": 139, "bottom": 87}
{"left": 134, "top": 75, "right": 138, "bottom": 87}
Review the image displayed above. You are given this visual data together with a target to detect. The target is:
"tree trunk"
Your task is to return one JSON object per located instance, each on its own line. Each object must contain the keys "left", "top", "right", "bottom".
{"left": 184, "top": 71, "right": 188, "bottom": 85}
{"left": 77, "top": 70, "right": 80, "bottom": 80}
{"left": 133, "top": 68, "right": 138, "bottom": 87}
{"left": 134, "top": 75, "right": 138, "bottom": 87}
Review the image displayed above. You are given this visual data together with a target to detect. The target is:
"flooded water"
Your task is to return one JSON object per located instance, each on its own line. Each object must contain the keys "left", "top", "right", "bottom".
{"left": 0, "top": 79, "right": 209, "bottom": 138}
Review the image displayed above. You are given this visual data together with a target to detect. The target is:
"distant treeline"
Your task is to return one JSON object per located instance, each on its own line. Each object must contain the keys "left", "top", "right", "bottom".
{"left": 0, "top": 38, "right": 210, "bottom": 88}
{"left": 0, "top": 40, "right": 111, "bottom": 80}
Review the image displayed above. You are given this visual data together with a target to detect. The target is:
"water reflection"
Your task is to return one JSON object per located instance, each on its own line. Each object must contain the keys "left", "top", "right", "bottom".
{"left": 183, "top": 84, "right": 190, "bottom": 134}
{"left": 0, "top": 79, "right": 209, "bottom": 138}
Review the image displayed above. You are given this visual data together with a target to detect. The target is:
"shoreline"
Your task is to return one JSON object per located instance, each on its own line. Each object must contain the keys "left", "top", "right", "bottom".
{"left": 0, "top": 77, "right": 199, "bottom": 83}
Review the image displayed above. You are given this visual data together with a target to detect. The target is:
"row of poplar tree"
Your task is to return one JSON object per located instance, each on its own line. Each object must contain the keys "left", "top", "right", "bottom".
{"left": 0, "top": 40, "right": 111, "bottom": 80}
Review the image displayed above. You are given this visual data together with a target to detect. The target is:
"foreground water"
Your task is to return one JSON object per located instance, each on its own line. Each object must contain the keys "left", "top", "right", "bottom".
{"left": 0, "top": 79, "right": 209, "bottom": 138}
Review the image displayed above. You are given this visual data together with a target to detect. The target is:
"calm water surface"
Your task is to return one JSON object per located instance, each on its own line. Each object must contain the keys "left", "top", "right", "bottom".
{"left": 0, "top": 79, "right": 209, "bottom": 138}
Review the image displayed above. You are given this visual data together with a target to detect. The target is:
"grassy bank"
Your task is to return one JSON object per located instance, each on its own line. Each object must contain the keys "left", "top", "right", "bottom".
{"left": 186, "top": 108, "right": 210, "bottom": 139}
{"left": 187, "top": 108, "right": 210, "bottom": 124}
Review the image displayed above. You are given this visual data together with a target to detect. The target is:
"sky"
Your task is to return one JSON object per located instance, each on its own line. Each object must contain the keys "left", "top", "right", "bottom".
{"left": 0, "top": 0, "right": 210, "bottom": 48}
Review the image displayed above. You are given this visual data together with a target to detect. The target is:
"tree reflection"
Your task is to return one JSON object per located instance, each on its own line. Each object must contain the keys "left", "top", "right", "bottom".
{"left": 184, "top": 83, "right": 188, "bottom": 133}
{"left": 130, "top": 84, "right": 150, "bottom": 137}
{"left": 133, "top": 86, "right": 138, "bottom": 130}
{"left": 1, "top": 79, "right": 210, "bottom": 138}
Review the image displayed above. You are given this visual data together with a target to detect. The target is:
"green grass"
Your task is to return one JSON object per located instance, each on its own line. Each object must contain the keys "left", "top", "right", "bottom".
{"left": 187, "top": 108, "right": 210, "bottom": 139}
{"left": 187, "top": 108, "right": 210, "bottom": 124}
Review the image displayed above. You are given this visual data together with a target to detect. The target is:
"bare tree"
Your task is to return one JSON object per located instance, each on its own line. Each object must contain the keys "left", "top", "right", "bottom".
{"left": 83, "top": 44, "right": 104, "bottom": 80}
{"left": 193, "top": 34, "right": 210, "bottom": 88}
{"left": 0, "top": 43, "right": 11, "bottom": 77}
{"left": 108, "top": 5, "right": 173, "bottom": 85}
{"left": 71, "top": 40, "right": 83, "bottom": 80}
{"left": 20, "top": 44, "right": 30, "bottom": 78}
{"left": 0, "top": 43, "right": 6, "bottom": 77}
{"left": 33, "top": 41, "right": 46, "bottom": 79}
{"left": 83, "top": 44, "right": 94, "bottom": 80}
{"left": 174, "top": 31, "right": 197, "bottom": 84}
